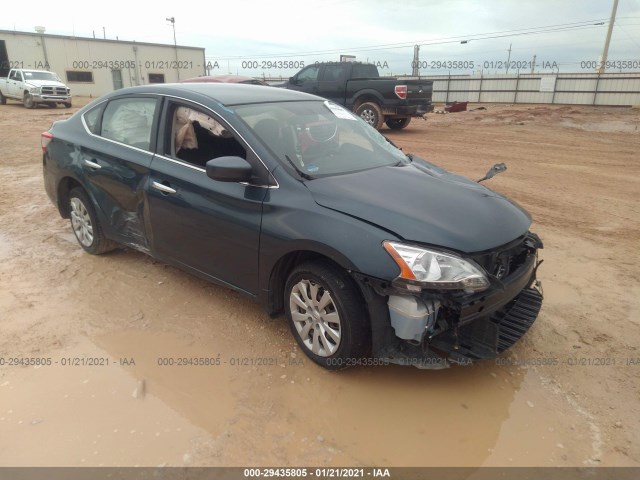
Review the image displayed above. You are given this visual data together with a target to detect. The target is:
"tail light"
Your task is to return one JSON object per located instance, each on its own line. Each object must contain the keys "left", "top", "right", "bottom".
{"left": 41, "top": 132, "right": 53, "bottom": 152}
{"left": 394, "top": 85, "right": 407, "bottom": 99}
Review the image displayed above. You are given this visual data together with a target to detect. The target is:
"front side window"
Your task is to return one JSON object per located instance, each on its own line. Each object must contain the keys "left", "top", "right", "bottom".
{"left": 167, "top": 103, "right": 246, "bottom": 168}
{"left": 297, "top": 66, "right": 320, "bottom": 83}
{"left": 234, "top": 100, "right": 407, "bottom": 178}
{"left": 101, "top": 97, "right": 157, "bottom": 149}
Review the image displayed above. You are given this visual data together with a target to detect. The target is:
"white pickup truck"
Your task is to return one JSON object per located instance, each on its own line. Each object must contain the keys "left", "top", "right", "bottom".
{"left": 0, "top": 69, "right": 71, "bottom": 108}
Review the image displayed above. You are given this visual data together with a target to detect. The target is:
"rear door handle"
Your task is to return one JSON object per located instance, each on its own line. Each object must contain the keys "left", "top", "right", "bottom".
{"left": 84, "top": 159, "right": 101, "bottom": 169}
{"left": 152, "top": 181, "right": 177, "bottom": 195}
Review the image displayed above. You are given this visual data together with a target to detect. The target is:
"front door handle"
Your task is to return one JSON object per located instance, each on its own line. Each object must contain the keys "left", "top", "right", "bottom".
{"left": 152, "top": 181, "right": 177, "bottom": 195}
{"left": 84, "top": 159, "right": 101, "bottom": 169}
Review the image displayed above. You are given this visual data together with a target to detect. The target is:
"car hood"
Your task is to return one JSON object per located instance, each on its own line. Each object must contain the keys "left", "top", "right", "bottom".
{"left": 305, "top": 160, "right": 532, "bottom": 253}
{"left": 25, "top": 79, "right": 66, "bottom": 88}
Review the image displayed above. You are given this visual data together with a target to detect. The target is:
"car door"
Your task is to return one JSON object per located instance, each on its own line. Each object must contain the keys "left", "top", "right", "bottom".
{"left": 145, "top": 99, "right": 268, "bottom": 295}
{"left": 287, "top": 64, "right": 320, "bottom": 95}
{"left": 79, "top": 95, "right": 160, "bottom": 251}
{"left": 8, "top": 70, "right": 22, "bottom": 96}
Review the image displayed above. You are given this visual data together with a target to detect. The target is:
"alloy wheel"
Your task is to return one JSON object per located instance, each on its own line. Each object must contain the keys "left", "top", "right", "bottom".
{"left": 70, "top": 197, "right": 94, "bottom": 247}
{"left": 289, "top": 279, "right": 341, "bottom": 356}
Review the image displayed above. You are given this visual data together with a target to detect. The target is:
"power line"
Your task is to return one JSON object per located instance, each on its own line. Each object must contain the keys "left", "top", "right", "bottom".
{"left": 209, "top": 19, "right": 609, "bottom": 59}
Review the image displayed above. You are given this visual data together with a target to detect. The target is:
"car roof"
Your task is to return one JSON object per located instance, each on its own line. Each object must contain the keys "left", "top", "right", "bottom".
{"left": 181, "top": 75, "right": 260, "bottom": 83}
{"left": 106, "top": 83, "right": 319, "bottom": 106}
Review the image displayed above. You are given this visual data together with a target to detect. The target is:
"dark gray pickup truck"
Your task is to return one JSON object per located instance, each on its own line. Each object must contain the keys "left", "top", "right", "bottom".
{"left": 280, "top": 62, "right": 433, "bottom": 130}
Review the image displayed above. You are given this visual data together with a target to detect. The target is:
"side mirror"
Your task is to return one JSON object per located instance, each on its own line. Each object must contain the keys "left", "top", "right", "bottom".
{"left": 477, "top": 163, "right": 507, "bottom": 183}
{"left": 206, "top": 156, "right": 253, "bottom": 183}
{"left": 289, "top": 76, "right": 295, "bottom": 84}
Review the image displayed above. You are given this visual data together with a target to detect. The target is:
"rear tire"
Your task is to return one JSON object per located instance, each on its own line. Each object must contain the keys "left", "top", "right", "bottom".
{"left": 46, "top": 102, "right": 57, "bottom": 108}
{"left": 355, "top": 102, "right": 384, "bottom": 130}
{"left": 284, "top": 260, "right": 370, "bottom": 370}
{"left": 68, "top": 187, "right": 117, "bottom": 255}
{"left": 385, "top": 117, "right": 411, "bottom": 130}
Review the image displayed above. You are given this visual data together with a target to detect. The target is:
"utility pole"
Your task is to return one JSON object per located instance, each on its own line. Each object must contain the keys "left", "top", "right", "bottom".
{"left": 411, "top": 45, "right": 420, "bottom": 76}
{"left": 531, "top": 54, "right": 536, "bottom": 74}
{"left": 598, "top": 0, "right": 619, "bottom": 73}
{"left": 166, "top": 17, "right": 180, "bottom": 80}
{"left": 505, "top": 43, "right": 512, "bottom": 74}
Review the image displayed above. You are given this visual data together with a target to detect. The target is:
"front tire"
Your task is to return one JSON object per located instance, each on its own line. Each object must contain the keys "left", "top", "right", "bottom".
{"left": 23, "top": 93, "right": 35, "bottom": 109}
{"left": 0, "top": 91, "right": 6, "bottom": 105}
{"left": 63, "top": 101, "right": 72, "bottom": 109}
{"left": 355, "top": 102, "right": 384, "bottom": 130}
{"left": 68, "top": 187, "right": 117, "bottom": 255}
{"left": 385, "top": 117, "right": 411, "bottom": 130}
{"left": 285, "top": 261, "right": 370, "bottom": 370}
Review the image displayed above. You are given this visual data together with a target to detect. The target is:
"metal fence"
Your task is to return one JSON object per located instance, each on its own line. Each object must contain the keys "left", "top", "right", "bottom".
{"left": 408, "top": 72, "right": 640, "bottom": 106}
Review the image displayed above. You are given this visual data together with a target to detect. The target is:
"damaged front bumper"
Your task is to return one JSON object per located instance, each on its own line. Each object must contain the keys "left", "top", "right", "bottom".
{"left": 354, "top": 232, "right": 544, "bottom": 369}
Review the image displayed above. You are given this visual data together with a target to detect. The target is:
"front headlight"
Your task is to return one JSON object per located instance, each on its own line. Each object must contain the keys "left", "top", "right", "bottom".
{"left": 383, "top": 241, "right": 490, "bottom": 292}
{"left": 30, "top": 87, "right": 40, "bottom": 93}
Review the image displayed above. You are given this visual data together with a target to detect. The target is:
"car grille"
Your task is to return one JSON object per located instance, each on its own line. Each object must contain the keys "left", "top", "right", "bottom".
{"left": 494, "top": 287, "right": 543, "bottom": 353}
{"left": 432, "top": 286, "right": 543, "bottom": 361}
{"left": 41, "top": 86, "right": 67, "bottom": 96}
{"left": 472, "top": 232, "right": 541, "bottom": 281}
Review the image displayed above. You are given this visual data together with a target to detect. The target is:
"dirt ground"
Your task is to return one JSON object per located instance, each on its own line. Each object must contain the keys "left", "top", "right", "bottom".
{"left": 0, "top": 98, "right": 638, "bottom": 468}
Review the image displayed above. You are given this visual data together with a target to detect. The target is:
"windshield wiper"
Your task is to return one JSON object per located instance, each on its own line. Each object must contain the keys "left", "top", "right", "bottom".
{"left": 285, "top": 155, "right": 313, "bottom": 180}
{"left": 383, "top": 135, "right": 401, "bottom": 150}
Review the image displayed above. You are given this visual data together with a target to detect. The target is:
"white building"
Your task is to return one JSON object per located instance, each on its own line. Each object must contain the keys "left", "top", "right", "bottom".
{"left": 0, "top": 29, "right": 206, "bottom": 97}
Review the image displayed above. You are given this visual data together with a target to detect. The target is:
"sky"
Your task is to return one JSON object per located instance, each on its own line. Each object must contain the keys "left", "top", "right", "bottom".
{"left": 2, "top": 0, "right": 639, "bottom": 76}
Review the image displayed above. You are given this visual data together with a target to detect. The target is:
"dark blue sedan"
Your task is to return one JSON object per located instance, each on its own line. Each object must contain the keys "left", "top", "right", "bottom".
{"left": 42, "top": 83, "right": 543, "bottom": 369}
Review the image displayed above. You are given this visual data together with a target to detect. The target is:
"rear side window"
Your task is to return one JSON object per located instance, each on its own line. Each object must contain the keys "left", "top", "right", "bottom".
{"left": 83, "top": 103, "right": 106, "bottom": 135}
{"left": 101, "top": 98, "right": 157, "bottom": 150}
{"left": 352, "top": 64, "right": 379, "bottom": 78}
{"left": 321, "top": 65, "right": 343, "bottom": 81}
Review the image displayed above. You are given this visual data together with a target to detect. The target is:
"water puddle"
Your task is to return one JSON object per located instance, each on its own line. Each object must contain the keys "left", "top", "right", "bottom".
{"left": 0, "top": 338, "right": 210, "bottom": 466}
{"left": 91, "top": 329, "right": 595, "bottom": 466}
{"left": 0, "top": 324, "right": 597, "bottom": 467}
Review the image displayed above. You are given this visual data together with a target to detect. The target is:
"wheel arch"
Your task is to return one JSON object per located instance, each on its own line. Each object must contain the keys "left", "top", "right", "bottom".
{"left": 350, "top": 90, "right": 384, "bottom": 110}
{"left": 264, "top": 246, "right": 361, "bottom": 316}
{"left": 56, "top": 176, "right": 84, "bottom": 218}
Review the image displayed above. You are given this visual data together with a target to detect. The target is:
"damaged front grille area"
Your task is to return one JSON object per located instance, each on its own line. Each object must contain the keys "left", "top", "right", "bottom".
{"left": 430, "top": 287, "right": 542, "bottom": 362}
{"left": 425, "top": 232, "right": 544, "bottom": 363}
{"left": 472, "top": 232, "right": 542, "bottom": 281}
{"left": 358, "top": 231, "right": 543, "bottom": 368}
{"left": 495, "top": 287, "right": 543, "bottom": 353}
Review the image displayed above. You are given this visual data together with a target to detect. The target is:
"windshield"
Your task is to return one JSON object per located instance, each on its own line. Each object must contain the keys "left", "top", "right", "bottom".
{"left": 234, "top": 100, "right": 408, "bottom": 178}
{"left": 23, "top": 71, "right": 59, "bottom": 81}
